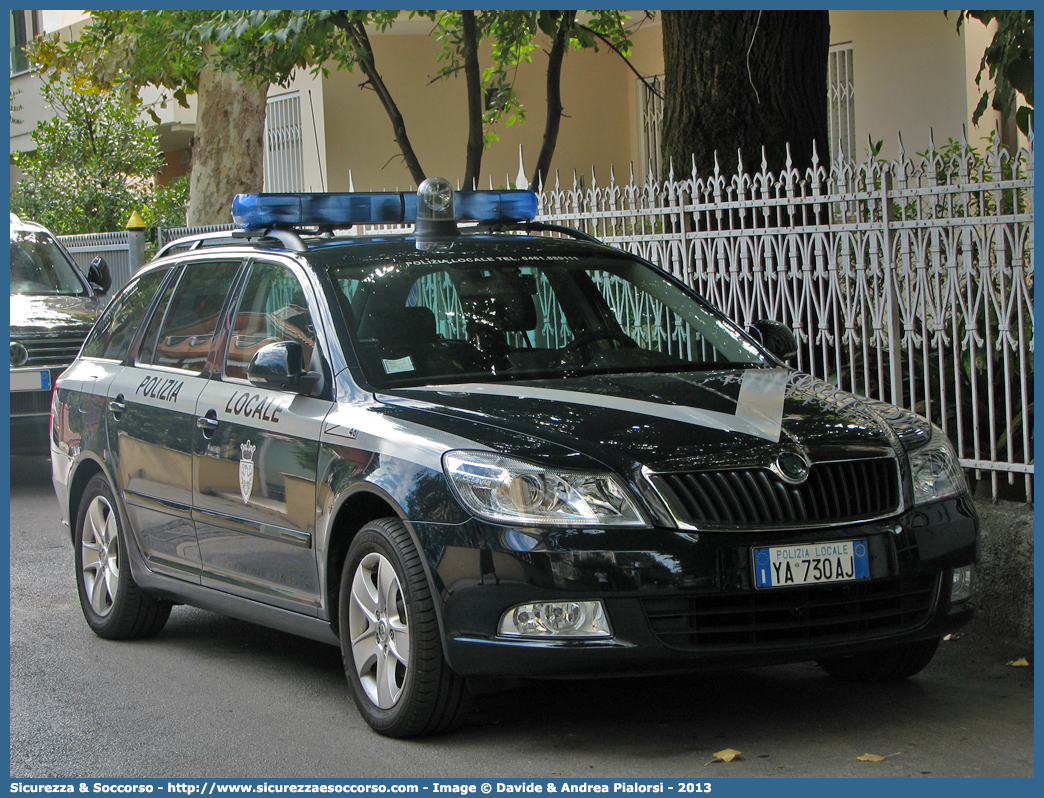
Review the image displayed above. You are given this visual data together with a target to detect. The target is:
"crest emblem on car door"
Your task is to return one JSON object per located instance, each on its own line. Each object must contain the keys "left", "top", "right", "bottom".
{"left": 239, "top": 440, "right": 256, "bottom": 503}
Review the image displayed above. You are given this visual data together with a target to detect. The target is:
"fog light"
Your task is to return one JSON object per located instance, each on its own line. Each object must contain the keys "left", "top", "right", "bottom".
{"left": 951, "top": 565, "right": 974, "bottom": 602}
{"left": 498, "top": 600, "right": 612, "bottom": 638}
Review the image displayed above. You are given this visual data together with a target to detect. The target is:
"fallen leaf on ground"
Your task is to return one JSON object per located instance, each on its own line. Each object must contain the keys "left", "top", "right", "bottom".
{"left": 710, "top": 748, "right": 742, "bottom": 763}
{"left": 1007, "top": 658, "right": 1030, "bottom": 667}
{"left": 857, "top": 752, "right": 901, "bottom": 762}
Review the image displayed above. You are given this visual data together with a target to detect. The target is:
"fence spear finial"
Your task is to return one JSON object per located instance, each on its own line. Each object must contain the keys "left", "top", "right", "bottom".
{"left": 515, "top": 144, "right": 529, "bottom": 190}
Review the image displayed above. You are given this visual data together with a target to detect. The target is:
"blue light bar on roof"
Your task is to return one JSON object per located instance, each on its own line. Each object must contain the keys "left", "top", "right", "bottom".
{"left": 231, "top": 188, "right": 537, "bottom": 229}
{"left": 455, "top": 191, "right": 538, "bottom": 224}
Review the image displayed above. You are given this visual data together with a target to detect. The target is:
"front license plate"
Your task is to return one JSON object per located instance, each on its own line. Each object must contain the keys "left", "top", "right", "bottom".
{"left": 10, "top": 370, "right": 50, "bottom": 392}
{"left": 753, "top": 539, "right": 869, "bottom": 589}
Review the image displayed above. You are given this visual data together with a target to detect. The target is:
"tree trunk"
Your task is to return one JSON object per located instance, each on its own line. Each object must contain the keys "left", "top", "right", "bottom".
{"left": 187, "top": 59, "right": 268, "bottom": 226}
{"left": 660, "top": 10, "right": 829, "bottom": 180}
{"left": 335, "top": 15, "right": 427, "bottom": 187}
{"left": 461, "top": 11, "right": 484, "bottom": 190}
{"left": 530, "top": 11, "right": 575, "bottom": 191}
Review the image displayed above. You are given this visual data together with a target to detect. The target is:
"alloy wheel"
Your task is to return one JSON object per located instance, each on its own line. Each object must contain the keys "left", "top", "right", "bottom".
{"left": 348, "top": 551, "right": 410, "bottom": 709}
{"left": 80, "top": 495, "right": 120, "bottom": 617}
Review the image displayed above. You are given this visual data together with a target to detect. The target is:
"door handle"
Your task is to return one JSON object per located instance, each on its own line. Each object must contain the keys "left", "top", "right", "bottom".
{"left": 108, "top": 394, "right": 125, "bottom": 420}
{"left": 197, "top": 408, "right": 219, "bottom": 440}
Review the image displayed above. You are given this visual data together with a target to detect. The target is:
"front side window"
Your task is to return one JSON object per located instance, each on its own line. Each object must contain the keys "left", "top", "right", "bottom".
{"left": 331, "top": 252, "right": 765, "bottom": 389}
{"left": 10, "top": 230, "right": 88, "bottom": 296}
{"left": 225, "top": 261, "right": 316, "bottom": 381}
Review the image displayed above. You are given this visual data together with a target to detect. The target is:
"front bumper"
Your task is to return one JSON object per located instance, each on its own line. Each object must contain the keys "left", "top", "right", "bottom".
{"left": 415, "top": 495, "right": 979, "bottom": 677}
{"left": 11, "top": 410, "right": 52, "bottom": 455}
{"left": 10, "top": 365, "right": 66, "bottom": 456}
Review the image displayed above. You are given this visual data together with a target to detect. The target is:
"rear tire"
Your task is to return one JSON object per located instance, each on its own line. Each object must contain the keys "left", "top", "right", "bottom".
{"left": 74, "top": 475, "right": 172, "bottom": 639}
{"left": 339, "top": 518, "right": 470, "bottom": 737}
{"left": 817, "top": 637, "right": 941, "bottom": 682}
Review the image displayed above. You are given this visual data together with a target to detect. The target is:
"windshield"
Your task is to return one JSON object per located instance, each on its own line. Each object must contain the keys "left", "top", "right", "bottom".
{"left": 10, "top": 230, "right": 88, "bottom": 296}
{"left": 329, "top": 251, "right": 767, "bottom": 389}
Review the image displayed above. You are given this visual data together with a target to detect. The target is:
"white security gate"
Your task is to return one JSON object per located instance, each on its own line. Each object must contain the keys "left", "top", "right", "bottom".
{"left": 264, "top": 93, "right": 304, "bottom": 193}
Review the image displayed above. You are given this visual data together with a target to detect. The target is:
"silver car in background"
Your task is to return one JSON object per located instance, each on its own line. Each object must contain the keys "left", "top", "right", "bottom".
{"left": 9, "top": 213, "right": 110, "bottom": 455}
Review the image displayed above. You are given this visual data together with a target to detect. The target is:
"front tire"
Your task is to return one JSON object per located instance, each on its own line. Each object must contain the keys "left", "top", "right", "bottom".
{"left": 817, "top": 637, "right": 941, "bottom": 682}
{"left": 339, "top": 518, "right": 470, "bottom": 737}
{"left": 74, "top": 475, "right": 171, "bottom": 639}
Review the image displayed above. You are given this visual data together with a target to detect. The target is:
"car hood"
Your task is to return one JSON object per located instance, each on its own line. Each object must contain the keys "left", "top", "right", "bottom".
{"left": 375, "top": 368, "right": 903, "bottom": 474}
{"left": 9, "top": 293, "right": 102, "bottom": 336}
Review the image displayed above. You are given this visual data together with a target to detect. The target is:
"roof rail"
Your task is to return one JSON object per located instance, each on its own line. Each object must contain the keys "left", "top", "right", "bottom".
{"left": 231, "top": 227, "right": 308, "bottom": 252}
{"left": 477, "top": 220, "right": 601, "bottom": 244}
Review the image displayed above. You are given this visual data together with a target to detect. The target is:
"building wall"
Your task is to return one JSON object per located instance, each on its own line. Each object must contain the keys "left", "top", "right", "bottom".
{"left": 828, "top": 10, "right": 1009, "bottom": 160}
{"left": 11, "top": 11, "right": 1020, "bottom": 195}
{"left": 624, "top": 22, "right": 668, "bottom": 171}
{"left": 320, "top": 26, "right": 635, "bottom": 192}
{"left": 267, "top": 69, "right": 327, "bottom": 194}
{"left": 10, "top": 16, "right": 90, "bottom": 158}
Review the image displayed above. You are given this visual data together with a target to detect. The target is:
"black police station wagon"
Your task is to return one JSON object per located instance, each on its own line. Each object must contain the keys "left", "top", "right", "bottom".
{"left": 51, "top": 179, "right": 978, "bottom": 737}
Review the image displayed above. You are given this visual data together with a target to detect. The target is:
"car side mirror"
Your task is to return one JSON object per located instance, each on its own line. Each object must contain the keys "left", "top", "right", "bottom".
{"left": 87, "top": 256, "right": 112, "bottom": 294}
{"left": 246, "top": 341, "right": 321, "bottom": 395}
{"left": 748, "top": 319, "right": 798, "bottom": 363}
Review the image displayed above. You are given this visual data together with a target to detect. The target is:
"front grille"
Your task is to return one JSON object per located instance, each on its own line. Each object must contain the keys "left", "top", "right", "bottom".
{"left": 11, "top": 390, "right": 53, "bottom": 416}
{"left": 14, "top": 337, "right": 85, "bottom": 367}
{"left": 650, "top": 457, "right": 900, "bottom": 529}
{"left": 642, "top": 574, "right": 938, "bottom": 651}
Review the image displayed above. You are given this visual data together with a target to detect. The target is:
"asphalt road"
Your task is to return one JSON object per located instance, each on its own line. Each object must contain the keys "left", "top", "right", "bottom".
{"left": 9, "top": 455, "right": 1034, "bottom": 779}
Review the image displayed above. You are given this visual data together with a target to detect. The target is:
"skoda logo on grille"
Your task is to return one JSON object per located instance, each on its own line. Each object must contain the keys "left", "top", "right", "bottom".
{"left": 10, "top": 342, "right": 29, "bottom": 368}
{"left": 776, "top": 452, "right": 810, "bottom": 484}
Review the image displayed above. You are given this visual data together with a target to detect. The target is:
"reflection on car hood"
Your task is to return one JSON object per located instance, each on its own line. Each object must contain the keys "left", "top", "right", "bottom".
{"left": 9, "top": 293, "right": 101, "bottom": 336}
{"left": 376, "top": 368, "right": 901, "bottom": 472}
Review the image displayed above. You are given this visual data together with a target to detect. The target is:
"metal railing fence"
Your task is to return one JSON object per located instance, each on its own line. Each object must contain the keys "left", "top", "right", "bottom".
{"left": 58, "top": 230, "right": 134, "bottom": 292}
{"left": 529, "top": 129, "right": 1033, "bottom": 501}
{"left": 55, "top": 128, "right": 1034, "bottom": 501}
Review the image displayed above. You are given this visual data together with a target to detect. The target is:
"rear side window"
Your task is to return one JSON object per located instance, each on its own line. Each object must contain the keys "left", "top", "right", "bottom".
{"left": 82, "top": 267, "right": 171, "bottom": 361}
{"left": 140, "top": 260, "right": 241, "bottom": 373}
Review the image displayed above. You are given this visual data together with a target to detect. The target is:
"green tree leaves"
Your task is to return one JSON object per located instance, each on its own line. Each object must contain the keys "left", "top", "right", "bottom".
{"left": 10, "top": 74, "right": 174, "bottom": 234}
{"left": 953, "top": 10, "right": 1034, "bottom": 135}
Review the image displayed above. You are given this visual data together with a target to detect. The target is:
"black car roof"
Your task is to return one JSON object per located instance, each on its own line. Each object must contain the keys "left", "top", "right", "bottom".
{"left": 147, "top": 227, "right": 622, "bottom": 273}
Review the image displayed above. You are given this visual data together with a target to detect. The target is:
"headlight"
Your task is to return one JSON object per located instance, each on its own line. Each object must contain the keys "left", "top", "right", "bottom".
{"left": 909, "top": 426, "right": 968, "bottom": 505}
{"left": 443, "top": 451, "right": 646, "bottom": 527}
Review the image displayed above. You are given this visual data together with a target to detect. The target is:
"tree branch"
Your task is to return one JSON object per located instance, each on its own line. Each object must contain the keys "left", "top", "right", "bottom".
{"left": 530, "top": 11, "right": 574, "bottom": 189}
{"left": 576, "top": 23, "right": 662, "bottom": 100}
{"left": 331, "top": 12, "right": 426, "bottom": 185}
